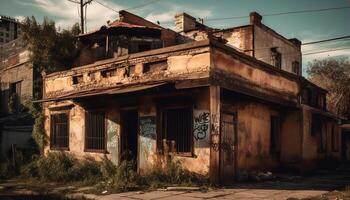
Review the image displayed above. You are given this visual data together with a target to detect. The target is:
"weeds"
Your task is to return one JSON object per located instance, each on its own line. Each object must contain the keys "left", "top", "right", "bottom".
{"left": 5, "top": 152, "right": 208, "bottom": 193}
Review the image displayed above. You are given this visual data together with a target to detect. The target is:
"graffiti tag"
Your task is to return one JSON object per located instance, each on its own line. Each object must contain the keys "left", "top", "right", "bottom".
{"left": 193, "top": 110, "right": 210, "bottom": 141}
{"left": 139, "top": 116, "right": 156, "bottom": 139}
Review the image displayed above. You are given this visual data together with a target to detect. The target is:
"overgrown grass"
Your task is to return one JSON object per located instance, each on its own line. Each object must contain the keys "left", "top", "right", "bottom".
{"left": 21, "top": 152, "right": 102, "bottom": 184}
{"left": 16, "top": 152, "right": 208, "bottom": 193}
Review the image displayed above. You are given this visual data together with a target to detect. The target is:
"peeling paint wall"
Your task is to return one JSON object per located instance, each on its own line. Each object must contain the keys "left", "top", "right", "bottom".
{"left": 44, "top": 47, "right": 210, "bottom": 99}
{"left": 221, "top": 98, "right": 279, "bottom": 172}
{"left": 280, "top": 111, "right": 302, "bottom": 164}
{"left": 213, "top": 26, "right": 253, "bottom": 56}
{"left": 211, "top": 48, "right": 299, "bottom": 97}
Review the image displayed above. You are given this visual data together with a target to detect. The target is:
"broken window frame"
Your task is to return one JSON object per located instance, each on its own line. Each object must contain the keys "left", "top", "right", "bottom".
{"left": 158, "top": 102, "right": 194, "bottom": 157}
{"left": 292, "top": 61, "right": 300, "bottom": 75}
{"left": 270, "top": 48, "right": 282, "bottom": 69}
{"left": 50, "top": 112, "right": 69, "bottom": 150}
{"left": 72, "top": 75, "right": 84, "bottom": 85}
{"left": 84, "top": 110, "right": 107, "bottom": 153}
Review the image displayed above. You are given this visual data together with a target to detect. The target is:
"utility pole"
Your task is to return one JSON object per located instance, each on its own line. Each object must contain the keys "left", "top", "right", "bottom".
{"left": 80, "top": 0, "right": 84, "bottom": 33}
{"left": 68, "top": 0, "right": 92, "bottom": 34}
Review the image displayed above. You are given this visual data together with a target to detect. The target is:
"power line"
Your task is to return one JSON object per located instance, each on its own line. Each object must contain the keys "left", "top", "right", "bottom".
{"left": 67, "top": 0, "right": 80, "bottom": 4}
{"left": 302, "top": 35, "right": 350, "bottom": 45}
{"left": 205, "top": 5, "right": 350, "bottom": 22}
{"left": 125, "top": 0, "right": 162, "bottom": 11}
{"left": 92, "top": 0, "right": 162, "bottom": 13}
{"left": 303, "top": 47, "right": 350, "bottom": 56}
{"left": 93, "top": 0, "right": 119, "bottom": 13}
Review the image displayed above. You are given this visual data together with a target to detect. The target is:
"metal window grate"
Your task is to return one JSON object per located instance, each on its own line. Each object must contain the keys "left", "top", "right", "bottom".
{"left": 162, "top": 107, "right": 192, "bottom": 153}
{"left": 85, "top": 111, "right": 105, "bottom": 151}
{"left": 50, "top": 113, "right": 69, "bottom": 149}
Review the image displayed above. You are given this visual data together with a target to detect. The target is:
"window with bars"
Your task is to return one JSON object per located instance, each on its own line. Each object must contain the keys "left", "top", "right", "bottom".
{"left": 50, "top": 113, "right": 69, "bottom": 150}
{"left": 161, "top": 107, "right": 193, "bottom": 155}
{"left": 85, "top": 111, "right": 106, "bottom": 151}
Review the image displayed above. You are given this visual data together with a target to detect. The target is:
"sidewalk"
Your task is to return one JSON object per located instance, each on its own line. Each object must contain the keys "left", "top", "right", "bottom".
{"left": 1, "top": 168, "right": 350, "bottom": 200}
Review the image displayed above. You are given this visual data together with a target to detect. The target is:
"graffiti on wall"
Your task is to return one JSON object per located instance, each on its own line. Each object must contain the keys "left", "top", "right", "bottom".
{"left": 193, "top": 110, "right": 210, "bottom": 141}
{"left": 107, "top": 117, "right": 119, "bottom": 165}
{"left": 139, "top": 116, "right": 156, "bottom": 139}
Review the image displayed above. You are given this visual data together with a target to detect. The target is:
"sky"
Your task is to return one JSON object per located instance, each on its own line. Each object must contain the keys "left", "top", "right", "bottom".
{"left": 1, "top": 0, "right": 350, "bottom": 72}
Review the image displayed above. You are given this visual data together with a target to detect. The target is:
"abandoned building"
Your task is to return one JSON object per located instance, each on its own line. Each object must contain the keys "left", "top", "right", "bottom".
{"left": 38, "top": 10, "right": 343, "bottom": 182}
{"left": 0, "top": 38, "right": 34, "bottom": 155}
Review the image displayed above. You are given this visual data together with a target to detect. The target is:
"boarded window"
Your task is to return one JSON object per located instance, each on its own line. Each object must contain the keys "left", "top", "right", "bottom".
{"left": 143, "top": 60, "right": 167, "bottom": 73}
{"left": 101, "top": 68, "right": 116, "bottom": 78}
{"left": 331, "top": 124, "right": 339, "bottom": 152}
{"left": 271, "top": 48, "right": 282, "bottom": 69}
{"left": 270, "top": 115, "right": 281, "bottom": 155}
{"left": 161, "top": 107, "right": 192, "bottom": 154}
{"left": 85, "top": 111, "right": 106, "bottom": 151}
{"left": 72, "top": 75, "right": 83, "bottom": 85}
{"left": 50, "top": 113, "right": 69, "bottom": 149}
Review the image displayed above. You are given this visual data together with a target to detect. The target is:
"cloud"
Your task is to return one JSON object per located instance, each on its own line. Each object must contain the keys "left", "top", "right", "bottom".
{"left": 145, "top": 3, "right": 213, "bottom": 28}
{"left": 14, "top": 15, "right": 26, "bottom": 22}
{"left": 28, "top": 0, "right": 123, "bottom": 31}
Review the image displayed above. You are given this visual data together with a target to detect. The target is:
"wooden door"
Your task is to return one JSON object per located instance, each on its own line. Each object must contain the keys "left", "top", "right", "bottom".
{"left": 220, "top": 112, "right": 237, "bottom": 181}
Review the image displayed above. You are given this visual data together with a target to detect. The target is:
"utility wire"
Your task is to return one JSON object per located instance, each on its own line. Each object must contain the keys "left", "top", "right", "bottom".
{"left": 92, "top": 0, "right": 162, "bottom": 13}
{"left": 205, "top": 6, "right": 350, "bottom": 22}
{"left": 303, "top": 47, "right": 350, "bottom": 55}
{"left": 302, "top": 35, "right": 350, "bottom": 45}
{"left": 67, "top": 0, "right": 80, "bottom": 4}
{"left": 93, "top": 0, "right": 119, "bottom": 13}
{"left": 126, "top": 0, "right": 162, "bottom": 11}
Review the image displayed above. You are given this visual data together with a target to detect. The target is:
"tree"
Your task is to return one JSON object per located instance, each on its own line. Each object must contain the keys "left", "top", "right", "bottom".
{"left": 20, "top": 17, "right": 81, "bottom": 152}
{"left": 307, "top": 58, "right": 350, "bottom": 118}
{"left": 21, "top": 16, "right": 81, "bottom": 99}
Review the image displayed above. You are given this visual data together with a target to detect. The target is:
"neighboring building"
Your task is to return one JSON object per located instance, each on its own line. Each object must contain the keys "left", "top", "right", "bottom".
{"left": 38, "top": 10, "right": 342, "bottom": 182}
{"left": 0, "top": 38, "right": 34, "bottom": 155}
{"left": 0, "top": 15, "right": 21, "bottom": 44}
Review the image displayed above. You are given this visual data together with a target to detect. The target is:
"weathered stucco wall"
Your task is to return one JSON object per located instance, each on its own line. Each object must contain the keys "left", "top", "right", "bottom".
{"left": 254, "top": 25, "right": 301, "bottom": 74}
{"left": 280, "top": 111, "right": 302, "bottom": 164}
{"left": 44, "top": 87, "right": 211, "bottom": 175}
{"left": 44, "top": 101, "right": 113, "bottom": 161}
{"left": 44, "top": 46, "right": 210, "bottom": 99}
{"left": 221, "top": 98, "right": 279, "bottom": 172}
{"left": 211, "top": 48, "right": 299, "bottom": 97}
{"left": 0, "top": 50, "right": 32, "bottom": 115}
{"left": 213, "top": 26, "right": 253, "bottom": 56}
{"left": 301, "top": 106, "right": 341, "bottom": 169}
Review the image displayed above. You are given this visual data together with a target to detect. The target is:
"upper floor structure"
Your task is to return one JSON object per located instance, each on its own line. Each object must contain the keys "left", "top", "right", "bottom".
{"left": 0, "top": 15, "right": 22, "bottom": 44}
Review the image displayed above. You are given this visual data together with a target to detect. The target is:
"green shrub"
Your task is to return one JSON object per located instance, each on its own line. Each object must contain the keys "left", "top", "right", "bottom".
{"left": 100, "top": 156, "right": 117, "bottom": 179}
{"left": 145, "top": 158, "right": 209, "bottom": 187}
{"left": 36, "top": 152, "right": 75, "bottom": 182}
{"left": 69, "top": 158, "right": 102, "bottom": 183}
{"left": 111, "top": 160, "right": 145, "bottom": 191}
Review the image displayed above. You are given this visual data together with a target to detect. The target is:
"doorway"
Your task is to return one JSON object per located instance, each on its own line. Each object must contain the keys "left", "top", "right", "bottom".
{"left": 220, "top": 112, "right": 237, "bottom": 181}
{"left": 120, "top": 109, "right": 139, "bottom": 166}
